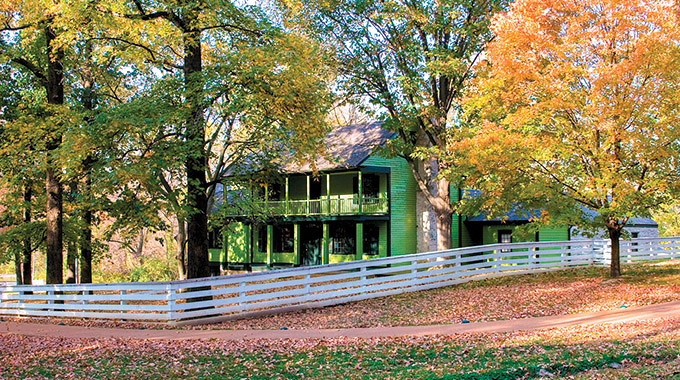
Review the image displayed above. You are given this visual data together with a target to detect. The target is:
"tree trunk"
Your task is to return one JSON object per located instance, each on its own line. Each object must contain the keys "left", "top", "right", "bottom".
{"left": 183, "top": 27, "right": 210, "bottom": 279}
{"left": 80, "top": 206, "right": 93, "bottom": 284}
{"left": 607, "top": 225, "right": 622, "bottom": 278}
{"left": 407, "top": 156, "right": 454, "bottom": 252}
{"left": 65, "top": 242, "right": 77, "bottom": 284}
{"left": 21, "top": 181, "right": 32, "bottom": 285}
{"left": 65, "top": 181, "right": 78, "bottom": 284}
{"left": 79, "top": 43, "right": 94, "bottom": 284}
{"left": 14, "top": 251, "right": 23, "bottom": 285}
{"left": 44, "top": 26, "right": 64, "bottom": 285}
{"left": 176, "top": 216, "right": 187, "bottom": 280}
{"left": 45, "top": 166, "right": 63, "bottom": 284}
{"left": 435, "top": 177, "right": 452, "bottom": 251}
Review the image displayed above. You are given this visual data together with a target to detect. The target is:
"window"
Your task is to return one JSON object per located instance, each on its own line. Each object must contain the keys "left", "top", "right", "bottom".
{"left": 208, "top": 228, "right": 222, "bottom": 249}
{"left": 331, "top": 223, "right": 355, "bottom": 255}
{"left": 273, "top": 224, "right": 294, "bottom": 253}
{"left": 631, "top": 232, "right": 639, "bottom": 252}
{"left": 257, "top": 225, "right": 267, "bottom": 253}
{"left": 352, "top": 174, "right": 380, "bottom": 198}
{"left": 363, "top": 224, "right": 380, "bottom": 255}
{"left": 499, "top": 230, "right": 512, "bottom": 253}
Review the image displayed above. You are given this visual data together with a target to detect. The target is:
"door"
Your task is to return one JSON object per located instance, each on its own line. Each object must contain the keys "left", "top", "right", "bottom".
{"left": 300, "top": 223, "right": 323, "bottom": 266}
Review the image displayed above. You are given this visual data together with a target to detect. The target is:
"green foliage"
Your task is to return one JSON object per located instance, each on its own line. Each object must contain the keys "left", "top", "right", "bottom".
{"left": 282, "top": 0, "right": 509, "bottom": 248}
{"left": 96, "top": 256, "right": 177, "bottom": 283}
{"left": 653, "top": 204, "right": 680, "bottom": 237}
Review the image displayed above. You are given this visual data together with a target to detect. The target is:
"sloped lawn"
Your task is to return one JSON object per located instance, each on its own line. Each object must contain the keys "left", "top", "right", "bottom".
{"left": 3, "top": 317, "right": 680, "bottom": 379}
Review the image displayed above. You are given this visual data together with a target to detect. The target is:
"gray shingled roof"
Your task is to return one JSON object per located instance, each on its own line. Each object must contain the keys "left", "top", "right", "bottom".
{"left": 284, "top": 121, "right": 395, "bottom": 172}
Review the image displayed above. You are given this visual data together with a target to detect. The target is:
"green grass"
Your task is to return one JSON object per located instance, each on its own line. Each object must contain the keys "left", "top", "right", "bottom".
{"left": 6, "top": 318, "right": 680, "bottom": 379}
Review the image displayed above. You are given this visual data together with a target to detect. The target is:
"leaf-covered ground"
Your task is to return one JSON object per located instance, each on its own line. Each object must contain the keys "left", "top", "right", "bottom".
{"left": 210, "top": 263, "right": 680, "bottom": 330}
{"left": 7, "top": 262, "right": 680, "bottom": 331}
{"left": 3, "top": 317, "right": 680, "bottom": 379}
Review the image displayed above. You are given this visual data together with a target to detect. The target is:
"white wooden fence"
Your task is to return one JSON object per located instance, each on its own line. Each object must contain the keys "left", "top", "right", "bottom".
{"left": 1, "top": 237, "right": 679, "bottom": 325}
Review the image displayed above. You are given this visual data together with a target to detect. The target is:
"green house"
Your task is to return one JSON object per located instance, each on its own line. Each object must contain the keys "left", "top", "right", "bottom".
{"left": 212, "top": 123, "right": 657, "bottom": 272}
{"left": 214, "top": 122, "right": 418, "bottom": 271}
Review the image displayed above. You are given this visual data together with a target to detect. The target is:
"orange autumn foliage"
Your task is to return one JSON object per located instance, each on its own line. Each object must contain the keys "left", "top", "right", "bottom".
{"left": 460, "top": 0, "right": 680, "bottom": 277}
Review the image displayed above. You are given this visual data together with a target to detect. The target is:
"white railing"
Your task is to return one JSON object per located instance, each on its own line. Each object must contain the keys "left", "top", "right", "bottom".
{"left": 2, "top": 237, "right": 680, "bottom": 325}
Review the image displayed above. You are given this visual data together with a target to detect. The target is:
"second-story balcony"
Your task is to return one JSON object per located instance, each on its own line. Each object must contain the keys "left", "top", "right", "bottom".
{"left": 262, "top": 195, "right": 389, "bottom": 217}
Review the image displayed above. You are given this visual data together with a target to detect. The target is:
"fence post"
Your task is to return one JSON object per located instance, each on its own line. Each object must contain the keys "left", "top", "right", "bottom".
{"left": 304, "top": 273, "right": 311, "bottom": 302}
{"left": 238, "top": 281, "right": 246, "bottom": 312}
{"left": 167, "top": 284, "right": 176, "bottom": 323}
{"left": 360, "top": 266, "right": 367, "bottom": 294}
{"left": 410, "top": 259, "right": 418, "bottom": 288}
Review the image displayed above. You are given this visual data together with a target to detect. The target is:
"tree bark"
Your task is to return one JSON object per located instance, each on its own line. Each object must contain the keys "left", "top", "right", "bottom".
{"left": 183, "top": 27, "right": 210, "bottom": 279}
{"left": 44, "top": 26, "right": 64, "bottom": 285}
{"left": 21, "top": 181, "right": 32, "bottom": 285}
{"left": 65, "top": 242, "right": 77, "bottom": 283}
{"left": 45, "top": 166, "right": 63, "bottom": 284}
{"left": 79, "top": 42, "right": 94, "bottom": 284}
{"left": 14, "top": 251, "right": 22, "bottom": 285}
{"left": 607, "top": 225, "right": 622, "bottom": 278}
{"left": 79, "top": 177, "right": 93, "bottom": 284}
{"left": 435, "top": 177, "right": 452, "bottom": 251}
{"left": 408, "top": 156, "right": 454, "bottom": 251}
{"left": 176, "top": 216, "right": 187, "bottom": 280}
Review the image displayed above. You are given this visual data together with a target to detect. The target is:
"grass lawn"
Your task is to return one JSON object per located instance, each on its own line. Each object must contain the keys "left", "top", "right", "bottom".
{"left": 3, "top": 318, "right": 680, "bottom": 379}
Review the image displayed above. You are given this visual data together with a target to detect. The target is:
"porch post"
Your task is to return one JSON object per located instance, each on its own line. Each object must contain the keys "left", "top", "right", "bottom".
{"left": 266, "top": 225, "right": 273, "bottom": 268}
{"left": 306, "top": 175, "right": 311, "bottom": 215}
{"left": 294, "top": 223, "right": 301, "bottom": 265}
{"left": 356, "top": 222, "right": 363, "bottom": 261}
{"left": 285, "top": 177, "right": 289, "bottom": 216}
{"left": 326, "top": 173, "right": 331, "bottom": 215}
{"left": 322, "top": 223, "right": 330, "bottom": 264}
{"left": 358, "top": 171, "right": 363, "bottom": 214}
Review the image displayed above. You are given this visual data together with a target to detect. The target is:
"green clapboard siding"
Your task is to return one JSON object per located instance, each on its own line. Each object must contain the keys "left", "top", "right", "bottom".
{"left": 538, "top": 225, "right": 569, "bottom": 241}
{"left": 330, "top": 254, "right": 354, "bottom": 264}
{"left": 379, "top": 221, "right": 388, "bottom": 258}
{"left": 272, "top": 252, "right": 296, "bottom": 264}
{"left": 362, "top": 155, "right": 417, "bottom": 256}
{"left": 227, "top": 222, "right": 250, "bottom": 263}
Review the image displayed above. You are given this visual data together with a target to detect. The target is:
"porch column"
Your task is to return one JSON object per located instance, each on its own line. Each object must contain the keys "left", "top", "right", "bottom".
{"left": 326, "top": 173, "right": 331, "bottom": 215}
{"left": 356, "top": 223, "right": 363, "bottom": 261}
{"left": 264, "top": 184, "right": 269, "bottom": 208}
{"left": 357, "top": 171, "right": 363, "bottom": 214}
{"left": 294, "top": 223, "right": 301, "bottom": 265}
{"left": 306, "top": 175, "right": 311, "bottom": 215}
{"left": 285, "top": 177, "right": 289, "bottom": 216}
{"left": 322, "top": 223, "right": 330, "bottom": 264}
{"left": 266, "top": 225, "right": 273, "bottom": 268}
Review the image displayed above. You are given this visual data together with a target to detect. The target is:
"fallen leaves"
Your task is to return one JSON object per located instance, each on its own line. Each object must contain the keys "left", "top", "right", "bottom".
{"left": 2, "top": 318, "right": 680, "bottom": 379}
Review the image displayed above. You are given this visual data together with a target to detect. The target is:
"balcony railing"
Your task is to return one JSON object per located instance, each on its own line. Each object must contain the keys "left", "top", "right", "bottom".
{"left": 259, "top": 195, "right": 388, "bottom": 217}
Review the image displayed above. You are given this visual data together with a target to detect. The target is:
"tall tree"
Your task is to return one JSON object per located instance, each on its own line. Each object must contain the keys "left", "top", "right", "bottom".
{"left": 102, "top": 0, "right": 331, "bottom": 279}
{"left": 283, "top": 0, "right": 507, "bottom": 250}
{"left": 1, "top": 1, "right": 69, "bottom": 283}
{"left": 460, "top": 0, "right": 680, "bottom": 277}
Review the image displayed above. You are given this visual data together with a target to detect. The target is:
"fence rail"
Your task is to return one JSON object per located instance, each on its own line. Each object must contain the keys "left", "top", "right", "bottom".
{"left": 2, "top": 237, "right": 680, "bottom": 325}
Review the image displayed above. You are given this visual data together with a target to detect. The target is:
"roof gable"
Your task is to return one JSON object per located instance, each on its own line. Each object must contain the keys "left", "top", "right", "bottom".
{"left": 284, "top": 122, "right": 395, "bottom": 172}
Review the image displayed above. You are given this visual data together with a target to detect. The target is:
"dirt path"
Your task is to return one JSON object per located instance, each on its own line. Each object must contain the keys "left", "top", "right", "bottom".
{"left": 2, "top": 301, "right": 679, "bottom": 341}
